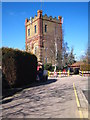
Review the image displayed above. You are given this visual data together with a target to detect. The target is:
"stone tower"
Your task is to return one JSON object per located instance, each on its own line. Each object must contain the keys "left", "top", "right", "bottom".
{"left": 25, "top": 10, "right": 63, "bottom": 65}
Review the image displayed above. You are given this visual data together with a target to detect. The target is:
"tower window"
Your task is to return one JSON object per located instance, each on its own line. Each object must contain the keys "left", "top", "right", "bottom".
{"left": 34, "top": 46, "right": 38, "bottom": 55}
{"left": 40, "top": 14, "right": 41, "bottom": 18}
{"left": 35, "top": 25, "right": 36, "bottom": 33}
{"left": 45, "top": 25, "right": 47, "bottom": 32}
{"left": 28, "top": 29, "right": 30, "bottom": 36}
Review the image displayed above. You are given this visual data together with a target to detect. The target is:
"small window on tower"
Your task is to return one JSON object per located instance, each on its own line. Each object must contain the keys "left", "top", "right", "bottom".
{"left": 28, "top": 29, "right": 30, "bottom": 36}
{"left": 45, "top": 25, "right": 47, "bottom": 33}
{"left": 40, "top": 14, "right": 42, "bottom": 18}
{"left": 34, "top": 46, "right": 37, "bottom": 55}
{"left": 35, "top": 25, "right": 36, "bottom": 33}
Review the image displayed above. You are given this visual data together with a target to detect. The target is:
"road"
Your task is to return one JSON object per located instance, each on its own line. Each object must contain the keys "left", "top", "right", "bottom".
{"left": 1, "top": 75, "right": 88, "bottom": 118}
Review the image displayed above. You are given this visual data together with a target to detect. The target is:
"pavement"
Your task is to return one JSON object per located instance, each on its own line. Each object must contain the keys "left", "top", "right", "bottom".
{"left": 72, "top": 75, "right": 89, "bottom": 119}
{"left": 0, "top": 75, "right": 89, "bottom": 119}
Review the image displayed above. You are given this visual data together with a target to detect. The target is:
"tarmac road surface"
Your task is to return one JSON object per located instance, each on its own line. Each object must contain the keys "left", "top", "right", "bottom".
{"left": 1, "top": 75, "right": 88, "bottom": 118}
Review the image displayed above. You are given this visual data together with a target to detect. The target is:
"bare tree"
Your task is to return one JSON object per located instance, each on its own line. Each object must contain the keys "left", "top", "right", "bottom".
{"left": 68, "top": 47, "right": 75, "bottom": 65}
{"left": 43, "top": 25, "right": 64, "bottom": 70}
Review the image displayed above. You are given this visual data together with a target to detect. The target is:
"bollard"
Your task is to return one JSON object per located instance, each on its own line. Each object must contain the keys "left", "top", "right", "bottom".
{"left": 48, "top": 71, "right": 50, "bottom": 77}
{"left": 68, "top": 70, "right": 69, "bottom": 77}
{"left": 79, "top": 70, "right": 80, "bottom": 75}
{"left": 82, "top": 71, "right": 83, "bottom": 76}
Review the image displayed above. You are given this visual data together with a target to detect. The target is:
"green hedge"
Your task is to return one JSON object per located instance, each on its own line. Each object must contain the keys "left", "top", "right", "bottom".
{"left": 44, "top": 63, "right": 54, "bottom": 71}
{"left": 80, "top": 64, "right": 90, "bottom": 71}
{"left": 2, "top": 47, "right": 37, "bottom": 88}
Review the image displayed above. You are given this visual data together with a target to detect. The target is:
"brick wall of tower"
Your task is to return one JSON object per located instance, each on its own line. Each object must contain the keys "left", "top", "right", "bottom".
{"left": 25, "top": 18, "right": 28, "bottom": 50}
{"left": 25, "top": 10, "right": 63, "bottom": 65}
{"left": 37, "top": 10, "right": 43, "bottom": 63}
{"left": 42, "top": 15, "right": 62, "bottom": 65}
{"left": 58, "top": 16, "right": 62, "bottom": 49}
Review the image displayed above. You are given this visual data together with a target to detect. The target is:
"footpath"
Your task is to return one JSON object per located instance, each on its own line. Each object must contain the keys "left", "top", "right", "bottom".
{"left": 73, "top": 75, "right": 89, "bottom": 119}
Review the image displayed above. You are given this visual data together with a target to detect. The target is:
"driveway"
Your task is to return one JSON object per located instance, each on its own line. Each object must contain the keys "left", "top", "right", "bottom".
{"left": 1, "top": 75, "right": 88, "bottom": 118}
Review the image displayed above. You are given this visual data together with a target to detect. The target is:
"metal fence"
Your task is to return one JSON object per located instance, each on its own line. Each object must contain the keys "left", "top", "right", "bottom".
{"left": 48, "top": 70, "right": 70, "bottom": 77}
{"left": 79, "top": 70, "right": 90, "bottom": 77}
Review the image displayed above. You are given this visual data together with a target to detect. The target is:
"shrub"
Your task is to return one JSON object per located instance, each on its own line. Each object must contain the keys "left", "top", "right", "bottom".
{"left": 2, "top": 47, "right": 37, "bottom": 88}
{"left": 80, "top": 64, "right": 90, "bottom": 71}
{"left": 44, "top": 63, "right": 63, "bottom": 72}
{"left": 44, "top": 63, "right": 53, "bottom": 71}
{"left": 2, "top": 73, "right": 10, "bottom": 89}
{"left": 73, "top": 68, "right": 79, "bottom": 74}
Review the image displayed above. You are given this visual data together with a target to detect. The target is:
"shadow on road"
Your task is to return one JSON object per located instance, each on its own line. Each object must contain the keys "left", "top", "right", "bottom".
{"left": 83, "top": 90, "right": 90, "bottom": 104}
{"left": 2, "top": 79, "right": 57, "bottom": 99}
{"left": 34, "top": 79, "right": 57, "bottom": 86}
{"left": 2, "top": 97, "right": 14, "bottom": 104}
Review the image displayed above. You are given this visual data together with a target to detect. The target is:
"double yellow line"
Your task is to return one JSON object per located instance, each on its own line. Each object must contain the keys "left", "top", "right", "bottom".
{"left": 73, "top": 83, "right": 83, "bottom": 118}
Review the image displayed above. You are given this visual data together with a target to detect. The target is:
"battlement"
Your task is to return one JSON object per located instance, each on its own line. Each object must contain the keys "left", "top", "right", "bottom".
{"left": 25, "top": 15, "right": 38, "bottom": 26}
{"left": 43, "top": 14, "right": 61, "bottom": 23}
{"left": 25, "top": 10, "right": 62, "bottom": 25}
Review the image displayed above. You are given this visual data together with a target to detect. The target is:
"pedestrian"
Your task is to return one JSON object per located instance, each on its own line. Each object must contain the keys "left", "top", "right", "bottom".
{"left": 36, "top": 69, "right": 40, "bottom": 81}
{"left": 39, "top": 68, "right": 43, "bottom": 81}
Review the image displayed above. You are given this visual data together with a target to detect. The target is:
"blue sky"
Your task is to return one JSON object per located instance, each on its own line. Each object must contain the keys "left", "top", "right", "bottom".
{"left": 2, "top": 2, "right": 88, "bottom": 60}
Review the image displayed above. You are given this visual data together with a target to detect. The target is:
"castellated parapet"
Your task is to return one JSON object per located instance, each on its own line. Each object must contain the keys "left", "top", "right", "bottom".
{"left": 25, "top": 13, "right": 62, "bottom": 26}
{"left": 25, "top": 11, "right": 62, "bottom": 34}
{"left": 25, "top": 10, "right": 63, "bottom": 64}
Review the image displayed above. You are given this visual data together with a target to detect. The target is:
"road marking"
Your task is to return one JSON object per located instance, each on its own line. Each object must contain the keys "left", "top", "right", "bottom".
{"left": 73, "top": 83, "right": 83, "bottom": 118}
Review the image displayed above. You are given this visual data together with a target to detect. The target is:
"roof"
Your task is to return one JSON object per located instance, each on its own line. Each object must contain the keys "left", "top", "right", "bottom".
{"left": 69, "top": 61, "right": 85, "bottom": 68}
